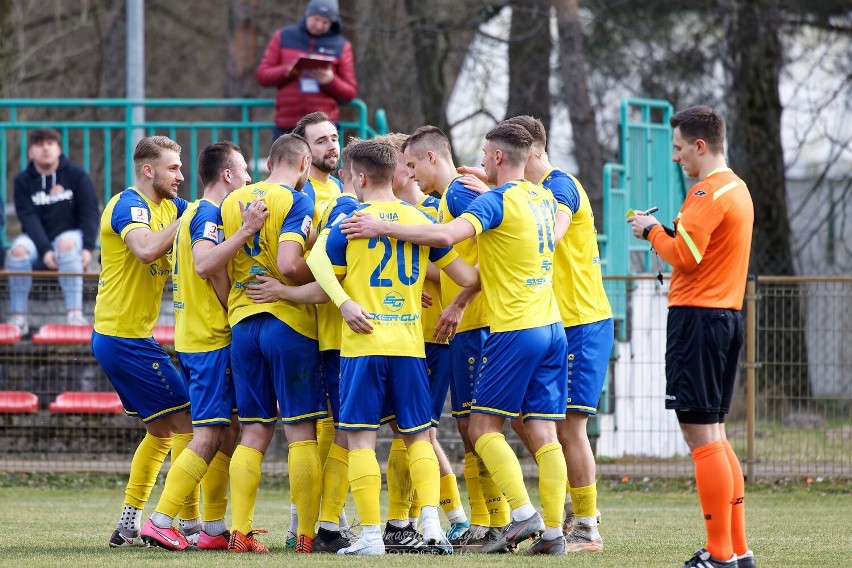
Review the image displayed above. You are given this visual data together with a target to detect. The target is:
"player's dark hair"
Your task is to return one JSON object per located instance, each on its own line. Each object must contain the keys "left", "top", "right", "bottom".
{"left": 198, "top": 141, "right": 241, "bottom": 186}
{"left": 670, "top": 106, "right": 726, "bottom": 155}
{"left": 28, "top": 128, "right": 62, "bottom": 148}
{"left": 401, "top": 125, "right": 453, "bottom": 160}
{"left": 133, "top": 136, "right": 181, "bottom": 175}
{"left": 485, "top": 122, "right": 533, "bottom": 166}
{"left": 347, "top": 139, "right": 396, "bottom": 184}
{"left": 269, "top": 133, "right": 310, "bottom": 169}
{"left": 502, "top": 115, "right": 547, "bottom": 149}
{"left": 293, "top": 111, "right": 331, "bottom": 139}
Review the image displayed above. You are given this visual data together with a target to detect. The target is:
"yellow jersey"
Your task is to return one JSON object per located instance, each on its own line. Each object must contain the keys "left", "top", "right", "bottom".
{"left": 541, "top": 169, "right": 612, "bottom": 327}
{"left": 326, "top": 200, "right": 458, "bottom": 358}
{"left": 437, "top": 178, "right": 488, "bottom": 333}
{"left": 94, "top": 187, "right": 188, "bottom": 338}
{"left": 459, "top": 180, "right": 561, "bottom": 333}
{"left": 173, "top": 198, "right": 231, "bottom": 353}
{"left": 304, "top": 174, "right": 343, "bottom": 229}
{"left": 220, "top": 181, "right": 316, "bottom": 339}
{"left": 315, "top": 193, "right": 360, "bottom": 351}
{"left": 415, "top": 195, "right": 445, "bottom": 344}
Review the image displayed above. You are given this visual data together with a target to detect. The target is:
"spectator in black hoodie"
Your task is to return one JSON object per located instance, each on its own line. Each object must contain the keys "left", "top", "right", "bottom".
{"left": 7, "top": 128, "right": 100, "bottom": 334}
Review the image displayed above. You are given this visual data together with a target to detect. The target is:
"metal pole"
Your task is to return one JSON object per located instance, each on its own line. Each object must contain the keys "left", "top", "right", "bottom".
{"left": 745, "top": 276, "right": 757, "bottom": 482}
{"left": 127, "top": 0, "right": 145, "bottom": 146}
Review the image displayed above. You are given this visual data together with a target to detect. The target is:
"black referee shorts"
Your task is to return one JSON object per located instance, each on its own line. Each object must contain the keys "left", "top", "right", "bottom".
{"left": 664, "top": 307, "right": 743, "bottom": 424}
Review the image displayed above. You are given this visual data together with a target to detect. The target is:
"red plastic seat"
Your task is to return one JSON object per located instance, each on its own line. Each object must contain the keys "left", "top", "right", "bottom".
{"left": 153, "top": 325, "right": 175, "bottom": 345}
{"left": 0, "top": 323, "right": 23, "bottom": 344}
{"left": 49, "top": 391, "right": 124, "bottom": 414}
{"left": 0, "top": 391, "right": 39, "bottom": 413}
{"left": 32, "top": 324, "right": 93, "bottom": 344}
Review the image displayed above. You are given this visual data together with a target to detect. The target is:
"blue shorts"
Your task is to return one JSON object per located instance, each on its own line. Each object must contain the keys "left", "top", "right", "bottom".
{"left": 425, "top": 342, "right": 451, "bottom": 426}
{"left": 564, "top": 319, "right": 613, "bottom": 415}
{"left": 91, "top": 331, "right": 189, "bottom": 423}
{"left": 230, "top": 314, "right": 326, "bottom": 425}
{"left": 177, "top": 347, "right": 236, "bottom": 427}
{"left": 448, "top": 327, "right": 489, "bottom": 418}
{"left": 472, "top": 323, "right": 568, "bottom": 421}
{"left": 339, "top": 356, "right": 432, "bottom": 434}
{"left": 321, "top": 349, "right": 341, "bottom": 423}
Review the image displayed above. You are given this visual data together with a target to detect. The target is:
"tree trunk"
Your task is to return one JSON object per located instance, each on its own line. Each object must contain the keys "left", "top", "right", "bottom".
{"left": 724, "top": 0, "right": 810, "bottom": 401}
{"left": 551, "top": 0, "right": 605, "bottom": 229}
{"left": 225, "top": 0, "right": 259, "bottom": 121}
{"left": 403, "top": 0, "right": 451, "bottom": 133}
{"left": 505, "top": 0, "right": 551, "bottom": 130}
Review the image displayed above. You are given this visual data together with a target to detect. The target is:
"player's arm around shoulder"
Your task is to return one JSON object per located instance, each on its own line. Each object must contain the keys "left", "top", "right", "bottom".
{"left": 194, "top": 199, "right": 268, "bottom": 280}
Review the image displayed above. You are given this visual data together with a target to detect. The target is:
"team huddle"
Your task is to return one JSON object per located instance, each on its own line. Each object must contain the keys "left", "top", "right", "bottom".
{"left": 93, "top": 111, "right": 613, "bottom": 556}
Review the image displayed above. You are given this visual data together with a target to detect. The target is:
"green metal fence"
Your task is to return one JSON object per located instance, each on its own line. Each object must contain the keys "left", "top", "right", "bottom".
{"left": 0, "top": 98, "right": 387, "bottom": 244}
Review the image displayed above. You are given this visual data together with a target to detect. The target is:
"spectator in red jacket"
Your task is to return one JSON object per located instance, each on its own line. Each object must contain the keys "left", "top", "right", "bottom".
{"left": 256, "top": 0, "right": 357, "bottom": 140}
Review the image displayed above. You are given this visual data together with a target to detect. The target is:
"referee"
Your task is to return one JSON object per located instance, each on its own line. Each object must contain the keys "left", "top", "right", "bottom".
{"left": 628, "top": 106, "right": 755, "bottom": 568}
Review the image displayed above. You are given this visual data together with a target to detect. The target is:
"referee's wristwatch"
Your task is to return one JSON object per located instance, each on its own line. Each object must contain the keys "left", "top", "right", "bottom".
{"left": 642, "top": 224, "right": 659, "bottom": 240}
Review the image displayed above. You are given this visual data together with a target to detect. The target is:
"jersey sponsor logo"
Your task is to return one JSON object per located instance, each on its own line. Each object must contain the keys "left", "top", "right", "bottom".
{"left": 130, "top": 206, "right": 150, "bottom": 224}
{"left": 379, "top": 212, "right": 399, "bottom": 222}
{"left": 149, "top": 262, "right": 172, "bottom": 277}
{"left": 383, "top": 291, "right": 405, "bottom": 312}
{"left": 301, "top": 214, "right": 312, "bottom": 235}
{"left": 693, "top": 190, "right": 707, "bottom": 196}
{"left": 203, "top": 221, "right": 219, "bottom": 241}
{"left": 367, "top": 312, "right": 420, "bottom": 322}
{"left": 541, "top": 259, "right": 553, "bottom": 272}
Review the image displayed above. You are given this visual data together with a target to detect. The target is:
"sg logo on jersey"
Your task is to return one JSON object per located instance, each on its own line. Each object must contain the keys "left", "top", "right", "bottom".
{"left": 383, "top": 291, "right": 405, "bottom": 312}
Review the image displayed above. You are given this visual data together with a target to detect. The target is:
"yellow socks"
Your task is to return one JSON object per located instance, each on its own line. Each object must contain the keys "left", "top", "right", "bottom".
{"left": 570, "top": 483, "right": 598, "bottom": 519}
{"left": 125, "top": 433, "right": 172, "bottom": 509}
{"left": 386, "top": 438, "right": 412, "bottom": 521}
{"left": 229, "top": 445, "right": 263, "bottom": 535}
{"left": 155, "top": 448, "right": 208, "bottom": 519}
{"left": 474, "top": 432, "right": 530, "bottom": 511}
{"left": 478, "top": 454, "right": 511, "bottom": 527}
{"left": 201, "top": 451, "right": 231, "bottom": 522}
{"left": 440, "top": 473, "right": 462, "bottom": 517}
{"left": 171, "top": 432, "right": 200, "bottom": 522}
{"left": 464, "top": 452, "right": 489, "bottom": 526}
{"left": 349, "top": 448, "right": 382, "bottom": 526}
{"left": 535, "top": 442, "right": 567, "bottom": 529}
{"left": 320, "top": 443, "right": 349, "bottom": 524}
{"left": 289, "top": 440, "right": 322, "bottom": 538}
{"left": 407, "top": 440, "right": 440, "bottom": 508}
{"left": 317, "top": 417, "right": 335, "bottom": 468}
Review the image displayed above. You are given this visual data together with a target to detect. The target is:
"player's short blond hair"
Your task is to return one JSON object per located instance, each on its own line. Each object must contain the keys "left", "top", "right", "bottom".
{"left": 133, "top": 136, "right": 181, "bottom": 175}
{"left": 401, "top": 125, "right": 453, "bottom": 161}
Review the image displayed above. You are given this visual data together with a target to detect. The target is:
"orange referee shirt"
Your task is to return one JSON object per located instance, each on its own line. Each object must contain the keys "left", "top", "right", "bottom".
{"left": 647, "top": 168, "right": 754, "bottom": 310}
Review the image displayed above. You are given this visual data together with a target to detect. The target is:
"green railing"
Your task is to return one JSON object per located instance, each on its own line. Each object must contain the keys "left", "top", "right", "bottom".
{"left": 0, "top": 98, "right": 387, "bottom": 221}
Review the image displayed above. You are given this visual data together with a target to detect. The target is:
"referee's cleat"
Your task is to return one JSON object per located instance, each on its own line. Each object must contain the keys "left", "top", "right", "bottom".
{"left": 382, "top": 523, "right": 429, "bottom": 553}
{"left": 313, "top": 528, "right": 352, "bottom": 553}
{"left": 737, "top": 549, "right": 756, "bottom": 568}
{"left": 479, "top": 512, "right": 544, "bottom": 553}
{"left": 227, "top": 529, "right": 269, "bottom": 553}
{"left": 109, "top": 527, "right": 148, "bottom": 548}
{"left": 140, "top": 519, "right": 197, "bottom": 551}
{"left": 681, "top": 548, "right": 738, "bottom": 568}
{"left": 446, "top": 520, "right": 470, "bottom": 542}
{"left": 523, "top": 534, "right": 567, "bottom": 555}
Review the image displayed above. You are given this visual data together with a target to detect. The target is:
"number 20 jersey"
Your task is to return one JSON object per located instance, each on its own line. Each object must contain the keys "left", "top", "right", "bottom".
{"left": 325, "top": 201, "right": 458, "bottom": 358}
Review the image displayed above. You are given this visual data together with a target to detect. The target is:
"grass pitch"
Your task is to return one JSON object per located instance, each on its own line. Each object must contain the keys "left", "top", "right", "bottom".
{"left": 0, "top": 478, "right": 850, "bottom": 567}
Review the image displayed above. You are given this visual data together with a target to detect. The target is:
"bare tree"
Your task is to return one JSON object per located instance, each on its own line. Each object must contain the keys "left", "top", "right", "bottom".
{"left": 505, "top": 0, "right": 551, "bottom": 130}
{"left": 552, "top": 0, "right": 605, "bottom": 225}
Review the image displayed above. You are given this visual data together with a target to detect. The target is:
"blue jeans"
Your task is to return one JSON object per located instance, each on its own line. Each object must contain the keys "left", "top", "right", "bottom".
{"left": 7, "top": 230, "right": 84, "bottom": 313}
